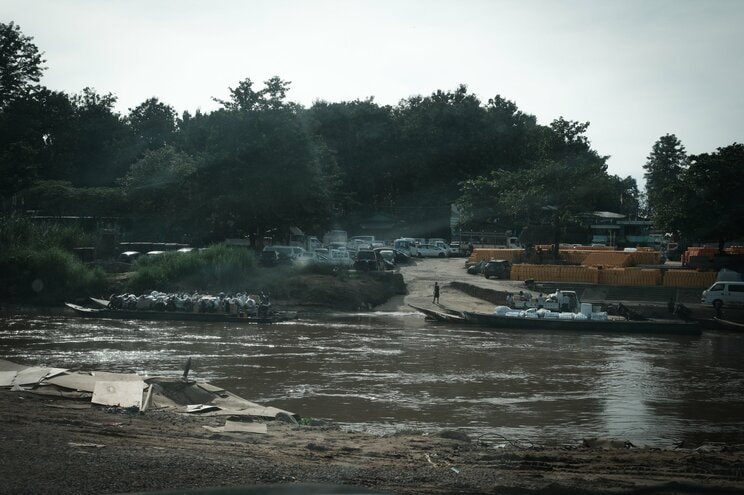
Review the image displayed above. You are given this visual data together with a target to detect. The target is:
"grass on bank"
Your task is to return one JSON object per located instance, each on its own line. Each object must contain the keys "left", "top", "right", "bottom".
{"left": 0, "top": 246, "right": 108, "bottom": 304}
{"left": 0, "top": 215, "right": 405, "bottom": 309}
{"left": 125, "top": 244, "right": 258, "bottom": 294}
{"left": 0, "top": 217, "right": 106, "bottom": 304}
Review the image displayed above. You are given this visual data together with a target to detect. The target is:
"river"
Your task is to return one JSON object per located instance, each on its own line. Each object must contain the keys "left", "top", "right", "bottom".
{"left": 2, "top": 309, "right": 744, "bottom": 448}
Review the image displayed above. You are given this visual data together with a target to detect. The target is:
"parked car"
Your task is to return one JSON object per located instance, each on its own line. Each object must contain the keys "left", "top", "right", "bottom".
{"left": 483, "top": 259, "right": 512, "bottom": 279}
{"left": 432, "top": 240, "right": 458, "bottom": 256}
{"left": 701, "top": 281, "right": 744, "bottom": 309}
{"left": 373, "top": 247, "right": 409, "bottom": 265}
{"left": 466, "top": 260, "right": 485, "bottom": 275}
{"left": 294, "top": 251, "right": 319, "bottom": 266}
{"left": 449, "top": 241, "right": 464, "bottom": 257}
{"left": 416, "top": 244, "right": 448, "bottom": 258}
{"left": 347, "top": 236, "right": 376, "bottom": 250}
{"left": 118, "top": 251, "right": 142, "bottom": 263}
{"left": 328, "top": 249, "right": 353, "bottom": 267}
{"left": 259, "top": 249, "right": 281, "bottom": 266}
{"left": 354, "top": 249, "right": 384, "bottom": 271}
{"left": 328, "top": 241, "right": 347, "bottom": 251}
{"left": 262, "top": 245, "right": 297, "bottom": 264}
{"left": 375, "top": 249, "right": 397, "bottom": 270}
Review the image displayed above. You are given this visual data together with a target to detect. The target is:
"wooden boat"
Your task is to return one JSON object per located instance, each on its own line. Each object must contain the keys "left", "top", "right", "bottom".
{"left": 65, "top": 302, "right": 298, "bottom": 324}
{"left": 458, "top": 310, "right": 701, "bottom": 335}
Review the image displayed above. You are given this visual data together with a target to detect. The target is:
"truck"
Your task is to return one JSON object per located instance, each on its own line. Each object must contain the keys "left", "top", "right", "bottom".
{"left": 322, "top": 230, "right": 347, "bottom": 246}
{"left": 510, "top": 289, "right": 581, "bottom": 313}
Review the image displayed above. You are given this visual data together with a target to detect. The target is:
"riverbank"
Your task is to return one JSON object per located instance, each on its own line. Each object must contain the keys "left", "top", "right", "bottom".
{"left": 3, "top": 258, "right": 744, "bottom": 494}
{"left": 2, "top": 386, "right": 743, "bottom": 495}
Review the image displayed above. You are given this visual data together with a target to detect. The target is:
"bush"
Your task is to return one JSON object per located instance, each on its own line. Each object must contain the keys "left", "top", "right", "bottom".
{"left": 125, "top": 244, "right": 257, "bottom": 293}
{"left": 0, "top": 246, "right": 107, "bottom": 303}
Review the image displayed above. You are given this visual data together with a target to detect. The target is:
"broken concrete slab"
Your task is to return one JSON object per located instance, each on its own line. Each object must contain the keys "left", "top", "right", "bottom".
{"left": 0, "top": 371, "right": 17, "bottom": 387}
{"left": 203, "top": 421, "right": 267, "bottom": 434}
{"left": 13, "top": 367, "right": 53, "bottom": 386}
{"left": 44, "top": 372, "right": 99, "bottom": 392}
{"left": 92, "top": 380, "right": 145, "bottom": 409}
{"left": 0, "top": 359, "right": 29, "bottom": 372}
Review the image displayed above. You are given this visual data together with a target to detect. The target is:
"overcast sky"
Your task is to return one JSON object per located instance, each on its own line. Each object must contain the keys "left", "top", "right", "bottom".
{"left": 3, "top": 0, "right": 743, "bottom": 186}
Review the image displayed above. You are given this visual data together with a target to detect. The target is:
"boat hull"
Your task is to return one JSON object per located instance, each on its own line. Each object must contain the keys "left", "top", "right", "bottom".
{"left": 460, "top": 311, "right": 701, "bottom": 335}
{"left": 65, "top": 303, "right": 296, "bottom": 324}
{"left": 408, "top": 304, "right": 467, "bottom": 323}
{"left": 713, "top": 317, "right": 744, "bottom": 331}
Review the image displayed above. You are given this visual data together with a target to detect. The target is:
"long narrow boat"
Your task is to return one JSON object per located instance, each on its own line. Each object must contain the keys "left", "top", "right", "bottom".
{"left": 458, "top": 310, "right": 701, "bottom": 335}
{"left": 65, "top": 302, "right": 297, "bottom": 324}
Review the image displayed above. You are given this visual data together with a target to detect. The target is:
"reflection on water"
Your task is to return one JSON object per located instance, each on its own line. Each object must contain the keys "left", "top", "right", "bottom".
{"left": 2, "top": 309, "right": 744, "bottom": 446}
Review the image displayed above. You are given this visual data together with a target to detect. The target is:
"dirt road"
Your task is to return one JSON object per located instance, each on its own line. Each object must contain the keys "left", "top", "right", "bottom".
{"left": 376, "top": 257, "right": 516, "bottom": 313}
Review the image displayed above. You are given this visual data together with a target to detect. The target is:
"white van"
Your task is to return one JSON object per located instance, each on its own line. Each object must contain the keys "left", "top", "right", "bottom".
{"left": 701, "top": 281, "right": 744, "bottom": 308}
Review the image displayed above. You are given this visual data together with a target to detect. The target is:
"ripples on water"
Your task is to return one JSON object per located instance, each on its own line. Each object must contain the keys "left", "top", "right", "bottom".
{"left": 2, "top": 309, "right": 744, "bottom": 447}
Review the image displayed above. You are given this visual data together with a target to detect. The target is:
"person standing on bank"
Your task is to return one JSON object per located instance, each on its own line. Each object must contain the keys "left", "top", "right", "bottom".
{"left": 433, "top": 282, "right": 440, "bottom": 304}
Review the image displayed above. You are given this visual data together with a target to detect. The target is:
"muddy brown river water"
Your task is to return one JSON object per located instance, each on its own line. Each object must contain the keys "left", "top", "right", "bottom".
{"left": 2, "top": 308, "right": 744, "bottom": 448}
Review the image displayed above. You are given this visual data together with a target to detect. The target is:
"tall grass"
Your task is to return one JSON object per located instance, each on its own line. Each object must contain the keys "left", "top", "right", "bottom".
{"left": 0, "top": 216, "right": 94, "bottom": 250}
{"left": 125, "top": 244, "right": 257, "bottom": 293}
{"left": 0, "top": 246, "right": 107, "bottom": 303}
{"left": 0, "top": 217, "right": 106, "bottom": 303}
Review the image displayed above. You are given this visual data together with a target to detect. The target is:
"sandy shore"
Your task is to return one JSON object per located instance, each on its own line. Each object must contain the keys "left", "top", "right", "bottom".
{"left": 2, "top": 389, "right": 743, "bottom": 495}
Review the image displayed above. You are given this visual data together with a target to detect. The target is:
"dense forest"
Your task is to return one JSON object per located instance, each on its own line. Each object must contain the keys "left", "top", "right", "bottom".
{"left": 1, "top": 21, "right": 741, "bottom": 250}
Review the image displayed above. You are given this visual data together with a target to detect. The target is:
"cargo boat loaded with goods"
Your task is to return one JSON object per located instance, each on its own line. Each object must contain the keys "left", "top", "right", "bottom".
{"left": 410, "top": 288, "right": 702, "bottom": 335}
{"left": 65, "top": 298, "right": 298, "bottom": 324}
{"left": 455, "top": 308, "right": 701, "bottom": 335}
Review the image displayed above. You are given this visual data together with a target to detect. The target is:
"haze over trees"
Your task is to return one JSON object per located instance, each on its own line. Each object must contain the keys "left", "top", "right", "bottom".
{"left": 1, "top": 21, "right": 741, "bottom": 249}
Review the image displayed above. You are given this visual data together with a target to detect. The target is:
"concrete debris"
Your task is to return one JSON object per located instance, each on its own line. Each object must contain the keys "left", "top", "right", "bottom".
{"left": 203, "top": 420, "right": 268, "bottom": 434}
{"left": 92, "top": 380, "right": 146, "bottom": 409}
{"left": 0, "top": 358, "right": 297, "bottom": 422}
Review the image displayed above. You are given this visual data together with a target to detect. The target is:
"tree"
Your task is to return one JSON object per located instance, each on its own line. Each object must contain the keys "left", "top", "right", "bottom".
{"left": 0, "top": 21, "right": 45, "bottom": 109}
{"left": 457, "top": 119, "right": 611, "bottom": 257}
{"left": 0, "top": 88, "right": 76, "bottom": 201}
{"left": 66, "top": 87, "right": 136, "bottom": 186}
{"left": 643, "top": 134, "right": 687, "bottom": 231}
{"left": 174, "top": 78, "right": 339, "bottom": 244}
{"left": 127, "top": 97, "right": 176, "bottom": 151}
{"left": 213, "top": 76, "right": 295, "bottom": 112}
{"left": 681, "top": 143, "right": 744, "bottom": 251}
{"left": 308, "top": 98, "right": 397, "bottom": 216}
{"left": 119, "top": 145, "right": 199, "bottom": 238}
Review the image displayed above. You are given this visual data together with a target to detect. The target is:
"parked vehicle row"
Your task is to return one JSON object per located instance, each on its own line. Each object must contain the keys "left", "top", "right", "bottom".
{"left": 118, "top": 234, "right": 462, "bottom": 270}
